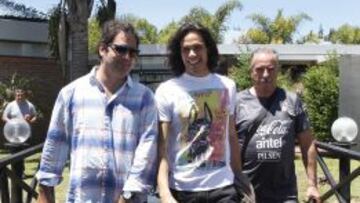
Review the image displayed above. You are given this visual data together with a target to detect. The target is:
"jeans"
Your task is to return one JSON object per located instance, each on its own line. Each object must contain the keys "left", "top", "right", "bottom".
{"left": 256, "top": 196, "right": 298, "bottom": 203}
{"left": 170, "top": 184, "right": 239, "bottom": 203}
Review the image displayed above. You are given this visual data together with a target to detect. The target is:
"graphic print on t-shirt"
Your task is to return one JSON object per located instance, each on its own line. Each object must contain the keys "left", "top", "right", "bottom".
{"left": 252, "top": 119, "right": 291, "bottom": 161}
{"left": 175, "top": 89, "right": 228, "bottom": 170}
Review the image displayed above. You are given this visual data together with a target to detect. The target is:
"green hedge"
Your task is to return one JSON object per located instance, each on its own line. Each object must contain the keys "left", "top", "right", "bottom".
{"left": 301, "top": 55, "right": 339, "bottom": 141}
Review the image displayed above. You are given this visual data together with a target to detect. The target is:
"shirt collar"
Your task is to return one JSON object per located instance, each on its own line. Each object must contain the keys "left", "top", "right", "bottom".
{"left": 88, "top": 66, "right": 134, "bottom": 92}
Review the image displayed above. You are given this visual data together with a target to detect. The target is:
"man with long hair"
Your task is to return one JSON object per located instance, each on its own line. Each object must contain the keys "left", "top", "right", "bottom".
{"left": 155, "top": 23, "right": 242, "bottom": 203}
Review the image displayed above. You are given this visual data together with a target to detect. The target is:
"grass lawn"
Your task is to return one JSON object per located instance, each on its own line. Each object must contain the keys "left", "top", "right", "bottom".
{"left": 1, "top": 149, "right": 359, "bottom": 202}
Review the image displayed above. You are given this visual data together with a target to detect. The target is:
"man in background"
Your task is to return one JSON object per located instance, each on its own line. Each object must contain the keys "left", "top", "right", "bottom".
{"left": 2, "top": 88, "right": 37, "bottom": 124}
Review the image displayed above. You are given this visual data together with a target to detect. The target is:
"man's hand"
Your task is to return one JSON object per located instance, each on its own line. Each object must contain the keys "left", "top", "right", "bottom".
{"left": 37, "top": 185, "right": 55, "bottom": 203}
{"left": 118, "top": 196, "right": 127, "bottom": 203}
{"left": 24, "top": 114, "right": 32, "bottom": 122}
{"left": 306, "top": 185, "right": 321, "bottom": 203}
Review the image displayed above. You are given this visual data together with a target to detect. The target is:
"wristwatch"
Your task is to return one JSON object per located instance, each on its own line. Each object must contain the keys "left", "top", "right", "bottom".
{"left": 122, "top": 191, "right": 132, "bottom": 200}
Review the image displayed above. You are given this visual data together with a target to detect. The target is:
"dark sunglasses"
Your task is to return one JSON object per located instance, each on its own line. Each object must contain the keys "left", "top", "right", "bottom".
{"left": 110, "top": 44, "right": 140, "bottom": 57}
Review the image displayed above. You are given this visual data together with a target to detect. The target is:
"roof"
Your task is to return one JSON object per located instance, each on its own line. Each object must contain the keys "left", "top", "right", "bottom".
{"left": 0, "top": 18, "right": 48, "bottom": 43}
{"left": 139, "top": 44, "right": 360, "bottom": 64}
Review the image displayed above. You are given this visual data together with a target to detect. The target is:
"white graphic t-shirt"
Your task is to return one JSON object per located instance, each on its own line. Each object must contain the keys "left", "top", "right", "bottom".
{"left": 155, "top": 73, "right": 236, "bottom": 191}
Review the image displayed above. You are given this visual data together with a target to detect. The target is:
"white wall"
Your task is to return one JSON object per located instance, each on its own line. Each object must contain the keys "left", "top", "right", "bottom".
{"left": 339, "top": 55, "right": 360, "bottom": 151}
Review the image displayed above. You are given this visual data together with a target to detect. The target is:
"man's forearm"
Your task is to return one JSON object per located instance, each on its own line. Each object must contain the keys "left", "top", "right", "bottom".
{"left": 37, "top": 185, "right": 55, "bottom": 203}
{"left": 157, "top": 121, "right": 175, "bottom": 202}
{"left": 306, "top": 142, "right": 318, "bottom": 187}
{"left": 229, "top": 116, "right": 242, "bottom": 172}
{"left": 158, "top": 158, "right": 171, "bottom": 197}
{"left": 298, "top": 130, "right": 318, "bottom": 187}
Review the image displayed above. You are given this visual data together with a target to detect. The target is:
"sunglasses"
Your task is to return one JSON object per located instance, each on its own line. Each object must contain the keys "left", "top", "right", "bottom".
{"left": 110, "top": 44, "right": 140, "bottom": 57}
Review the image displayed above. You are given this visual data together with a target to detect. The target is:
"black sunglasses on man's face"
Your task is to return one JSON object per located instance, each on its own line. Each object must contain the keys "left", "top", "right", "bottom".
{"left": 109, "top": 44, "right": 140, "bottom": 57}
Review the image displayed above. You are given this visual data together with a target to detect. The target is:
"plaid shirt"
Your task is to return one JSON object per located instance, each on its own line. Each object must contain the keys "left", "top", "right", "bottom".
{"left": 36, "top": 67, "right": 158, "bottom": 202}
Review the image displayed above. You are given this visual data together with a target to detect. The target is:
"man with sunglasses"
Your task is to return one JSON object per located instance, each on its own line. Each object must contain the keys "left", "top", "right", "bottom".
{"left": 36, "top": 20, "right": 158, "bottom": 203}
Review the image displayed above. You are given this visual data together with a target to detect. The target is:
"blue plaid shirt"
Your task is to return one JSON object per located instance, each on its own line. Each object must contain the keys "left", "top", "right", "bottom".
{"left": 36, "top": 67, "right": 158, "bottom": 202}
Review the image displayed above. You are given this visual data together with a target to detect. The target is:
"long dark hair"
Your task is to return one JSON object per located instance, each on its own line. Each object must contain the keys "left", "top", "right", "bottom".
{"left": 167, "top": 23, "right": 219, "bottom": 76}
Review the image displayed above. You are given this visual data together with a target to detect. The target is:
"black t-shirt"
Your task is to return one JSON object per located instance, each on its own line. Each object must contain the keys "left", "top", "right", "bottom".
{"left": 235, "top": 88, "right": 310, "bottom": 201}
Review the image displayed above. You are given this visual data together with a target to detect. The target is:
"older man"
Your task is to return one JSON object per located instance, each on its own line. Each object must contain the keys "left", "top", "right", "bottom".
{"left": 235, "top": 48, "right": 321, "bottom": 203}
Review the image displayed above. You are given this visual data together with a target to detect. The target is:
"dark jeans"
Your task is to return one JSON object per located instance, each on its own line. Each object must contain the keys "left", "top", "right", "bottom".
{"left": 256, "top": 196, "right": 298, "bottom": 203}
{"left": 170, "top": 184, "right": 239, "bottom": 203}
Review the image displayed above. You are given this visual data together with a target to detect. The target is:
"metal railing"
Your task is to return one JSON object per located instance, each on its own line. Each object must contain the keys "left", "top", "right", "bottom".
{"left": 314, "top": 141, "right": 360, "bottom": 203}
{"left": 0, "top": 143, "right": 43, "bottom": 203}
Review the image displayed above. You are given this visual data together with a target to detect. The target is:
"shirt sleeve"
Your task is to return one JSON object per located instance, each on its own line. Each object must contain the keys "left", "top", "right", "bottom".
{"left": 123, "top": 89, "right": 158, "bottom": 193}
{"left": 28, "top": 101, "right": 37, "bottom": 117}
{"left": 293, "top": 94, "right": 311, "bottom": 134}
{"left": 36, "top": 89, "right": 70, "bottom": 186}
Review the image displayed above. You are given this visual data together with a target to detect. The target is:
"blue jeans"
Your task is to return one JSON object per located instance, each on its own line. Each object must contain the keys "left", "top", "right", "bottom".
{"left": 170, "top": 184, "right": 239, "bottom": 203}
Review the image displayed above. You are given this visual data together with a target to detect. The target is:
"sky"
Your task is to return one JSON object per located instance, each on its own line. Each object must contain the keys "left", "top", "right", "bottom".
{"left": 11, "top": 0, "right": 360, "bottom": 43}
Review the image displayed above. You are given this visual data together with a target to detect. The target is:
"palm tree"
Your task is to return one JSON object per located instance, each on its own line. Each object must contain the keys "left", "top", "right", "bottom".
{"left": 243, "top": 9, "right": 312, "bottom": 44}
{"left": 159, "top": 0, "right": 242, "bottom": 43}
{"left": 96, "top": 0, "right": 116, "bottom": 27}
{"left": 66, "top": 0, "right": 94, "bottom": 81}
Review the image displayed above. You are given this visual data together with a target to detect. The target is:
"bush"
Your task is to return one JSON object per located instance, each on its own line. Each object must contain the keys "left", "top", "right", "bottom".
{"left": 301, "top": 55, "right": 339, "bottom": 141}
{"left": 228, "top": 53, "right": 252, "bottom": 91}
{"left": 229, "top": 52, "right": 297, "bottom": 91}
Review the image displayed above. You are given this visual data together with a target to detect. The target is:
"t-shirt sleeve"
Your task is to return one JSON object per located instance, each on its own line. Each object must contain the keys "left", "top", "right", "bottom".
{"left": 154, "top": 84, "right": 172, "bottom": 122}
{"left": 29, "top": 102, "right": 37, "bottom": 116}
{"left": 2, "top": 103, "right": 11, "bottom": 119}
{"left": 228, "top": 80, "right": 237, "bottom": 116}
{"left": 294, "top": 95, "right": 311, "bottom": 134}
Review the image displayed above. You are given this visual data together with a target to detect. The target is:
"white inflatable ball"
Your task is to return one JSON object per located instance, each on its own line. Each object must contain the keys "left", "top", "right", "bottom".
{"left": 3, "top": 118, "right": 31, "bottom": 144}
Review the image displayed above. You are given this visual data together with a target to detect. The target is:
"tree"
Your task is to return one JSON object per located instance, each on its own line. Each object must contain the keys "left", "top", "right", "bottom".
{"left": 119, "top": 14, "right": 158, "bottom": 44}
{"left": 64, "top": 0, "right": 94, "bottom": 81}
{"left": 241, "top": 9, "right": 311, "bottom": 44}
{"left": 158, "top": 21, "right": 179, "bottom": 44}
{"left": 297, "top": 30, "right": 321, "bottom": 44}
{"left": 135, "top": 19, "right": 158, "bottom": 44}
{"left": 159, "top": 0, "right": 242, "bottom": 43}
{"left": 302, "top": 53, "right": 339, "bottom": 141}
{"left": 328, "top": 24, "right": 360, "bottom": 44}
{"left": 88, "top": 18, "right": 101, "bottom": 54}
{"left": 228, "top": 52, "right": 252, "bottom": 90}
{"left": 95, "top": 0, "right": 116, "bottom": 27}
{"left": 0, "top": 0, "right": 46, "bottom": 18}
{"left": 47, "top": 1, "right": 68, "bottom": 79}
